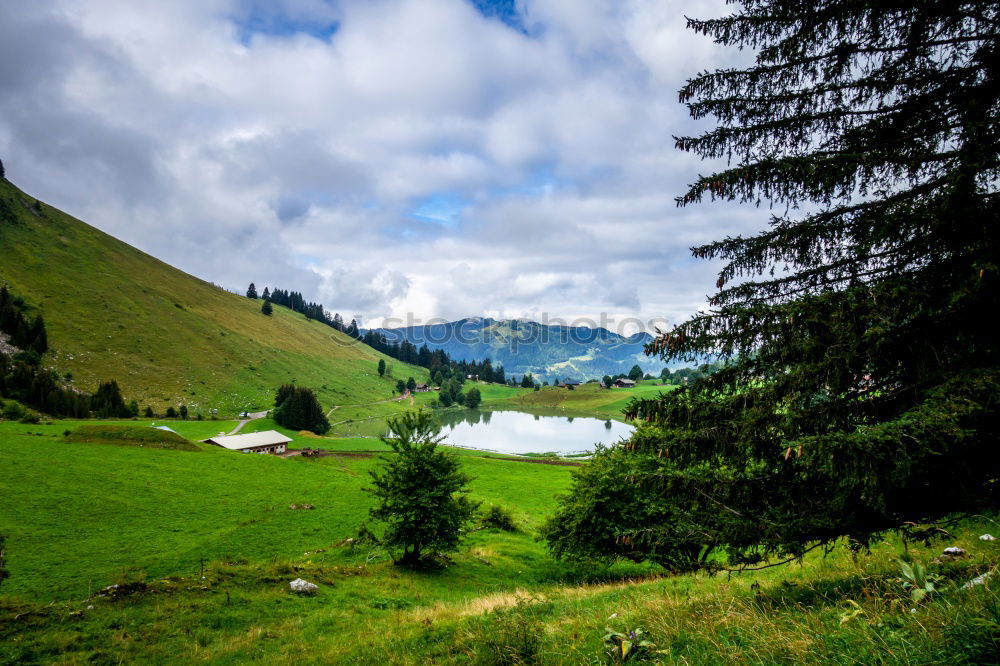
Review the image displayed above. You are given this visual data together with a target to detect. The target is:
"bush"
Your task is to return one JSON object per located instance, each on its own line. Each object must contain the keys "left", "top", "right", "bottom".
{"left": 480, "top": 505, "right": 518, "bottom": 532}
{"left": 1, "top": 401, "right": 25, "bottom": 421}
{"left": 19, "top": 411, "right": 40, "bottom": 424}
{"left": 465, "top": 387, "right": 482, "bottom": 408}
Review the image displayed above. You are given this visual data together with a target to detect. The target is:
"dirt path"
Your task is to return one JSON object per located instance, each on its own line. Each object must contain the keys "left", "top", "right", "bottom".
{"left": 227, "top": 411, "right": 268, "bottom": 435}
{"left": 325, "top": 391, "right": 411, "bottom": 418}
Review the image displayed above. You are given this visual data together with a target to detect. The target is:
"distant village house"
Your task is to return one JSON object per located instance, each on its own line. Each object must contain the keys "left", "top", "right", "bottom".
{"left": 612, "top": 378, "right": 636, "bottom": 388}
{"left": 203, "top": 430, "right": 291, "bottom": 455}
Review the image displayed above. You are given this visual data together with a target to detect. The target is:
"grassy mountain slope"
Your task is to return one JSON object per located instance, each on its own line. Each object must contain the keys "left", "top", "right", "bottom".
{"left": 0, "top": 178, "right": 427, "bottom": 415}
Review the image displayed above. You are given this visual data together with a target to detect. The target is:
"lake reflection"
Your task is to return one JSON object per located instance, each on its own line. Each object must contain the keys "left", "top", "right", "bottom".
{"left": 436, "top": 409, "right": 634, "bottom": 455}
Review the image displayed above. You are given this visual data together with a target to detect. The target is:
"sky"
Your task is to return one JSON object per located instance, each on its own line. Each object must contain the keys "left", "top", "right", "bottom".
{"left": 0, "top": 0, "right": 761, "bottom": 334}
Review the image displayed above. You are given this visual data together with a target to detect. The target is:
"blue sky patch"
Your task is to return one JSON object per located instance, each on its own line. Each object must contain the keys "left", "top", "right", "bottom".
{"left": 232, "top": 2, "right": 339, "bottom": 45}
{"left": 467, "top": 0, "right": 528, "bottom": 34}
{"left": 410, "top": 193, "right": 469, "bottom": 228}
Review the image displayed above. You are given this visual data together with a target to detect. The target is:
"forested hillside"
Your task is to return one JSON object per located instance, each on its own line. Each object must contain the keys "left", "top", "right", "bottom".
{"left": 373, "top": 317, "right": 660, "bottom": 382}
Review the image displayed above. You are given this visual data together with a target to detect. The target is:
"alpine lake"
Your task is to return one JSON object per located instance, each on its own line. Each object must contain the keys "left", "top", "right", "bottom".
{"left": 330, "top": 408, "right": 635, "bottom": 456}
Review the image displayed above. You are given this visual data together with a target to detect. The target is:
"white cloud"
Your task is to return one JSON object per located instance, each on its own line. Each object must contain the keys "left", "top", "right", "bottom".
{"left": 0, "top": 0, "right": 758, "bottom": 334}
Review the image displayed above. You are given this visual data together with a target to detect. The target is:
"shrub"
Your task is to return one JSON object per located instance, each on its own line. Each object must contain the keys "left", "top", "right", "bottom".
{"left": 480, "top": 505, "right": 518, "bottom": 532}
{"left": 465, "top": 387, "right": 482, "bottom": 408}
{"left": 1, "top": 401, "right": 25, "bottom": 421}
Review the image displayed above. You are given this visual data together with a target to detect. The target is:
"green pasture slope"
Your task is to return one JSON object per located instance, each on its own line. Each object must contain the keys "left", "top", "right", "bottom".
{"left": 482, "top": 380, "right": 673, "bottom": 420}
{"left": 3, "top": 418, "right": 1000, "bottom": 663}
{"left": 0, "top": 419, "right": 577, "bottom": 602}
{"left": 0, "top": 178, "right": 427, "bottom": 415}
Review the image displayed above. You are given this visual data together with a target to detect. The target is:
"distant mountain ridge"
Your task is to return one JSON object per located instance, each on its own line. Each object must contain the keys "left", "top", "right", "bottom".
{"left": 370, "top": 317, "right": 663, "bottom": 382}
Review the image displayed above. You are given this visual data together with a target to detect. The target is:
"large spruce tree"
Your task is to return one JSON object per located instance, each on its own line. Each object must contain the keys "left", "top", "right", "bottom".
{"left": 545, "top": 1, "right": 1000, "bottom": 572}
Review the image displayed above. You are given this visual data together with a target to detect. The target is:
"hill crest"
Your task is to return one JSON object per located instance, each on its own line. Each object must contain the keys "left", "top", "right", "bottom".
{"left": 0, "top": 178, "right": 426, "bottom": 415}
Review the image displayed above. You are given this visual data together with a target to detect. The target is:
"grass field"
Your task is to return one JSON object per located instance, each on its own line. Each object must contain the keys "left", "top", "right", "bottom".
{"left": 0, "top": 179, "right": 428, "bottom": 416}
{"left": 482, "top": 380, "right": 671, "bottom": 421}
{"left": 3, "top": 417, "right": 999, "bottom": 664}
{"left": 0, "top": 418, "right": 577, "bottom": 601}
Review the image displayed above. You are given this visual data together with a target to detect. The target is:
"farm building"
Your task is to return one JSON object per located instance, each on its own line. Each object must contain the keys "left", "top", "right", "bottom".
{"left": 203, "top": 430, "right": 291, "bottom": 455}
{"left": 612, "top": 378, "right": 636, "bottom": 388}
{"left": 414, "top": 383, "right": 431, "bottom": 392}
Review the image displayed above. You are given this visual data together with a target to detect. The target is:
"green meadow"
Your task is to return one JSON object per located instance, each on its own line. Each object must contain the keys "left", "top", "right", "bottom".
{"left": 483, "top": 380, "right": 671, "bottom": 421}
{"left": 2, "top": 418, "right": 999, "bottom": 664}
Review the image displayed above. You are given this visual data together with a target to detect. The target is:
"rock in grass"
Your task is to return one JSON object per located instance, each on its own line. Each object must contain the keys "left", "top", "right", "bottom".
{"left": 289, "top": 578, "right": 318, "bottom": 595}
{"left": 961, "top": 572, "right": 992, "bottom": 590}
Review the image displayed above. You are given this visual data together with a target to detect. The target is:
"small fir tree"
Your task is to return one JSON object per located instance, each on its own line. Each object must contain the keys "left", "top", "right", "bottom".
{"left": 273, "top": 386, "right": 329, "bottom": 434}
{"left": 464, "top": 387, "right": 481, "bottom": 409}
{"left": 91, "top": 380, "right": 130, "bottom": 418}
{"left": 28, "top": 315, "right": 47, "bottom": 356}
{"left": 365, "top": 411, "right": 477, "bottom": 565}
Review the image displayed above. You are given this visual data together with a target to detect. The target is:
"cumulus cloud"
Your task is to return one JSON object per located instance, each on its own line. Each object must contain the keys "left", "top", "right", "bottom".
{"left": 0, "top": 0, "right": 760, "bottom": 334}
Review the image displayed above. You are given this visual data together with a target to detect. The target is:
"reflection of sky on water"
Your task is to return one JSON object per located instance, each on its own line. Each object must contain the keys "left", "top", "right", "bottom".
{"left": 437, "top": 410, "right": 633, "bottom": 454}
